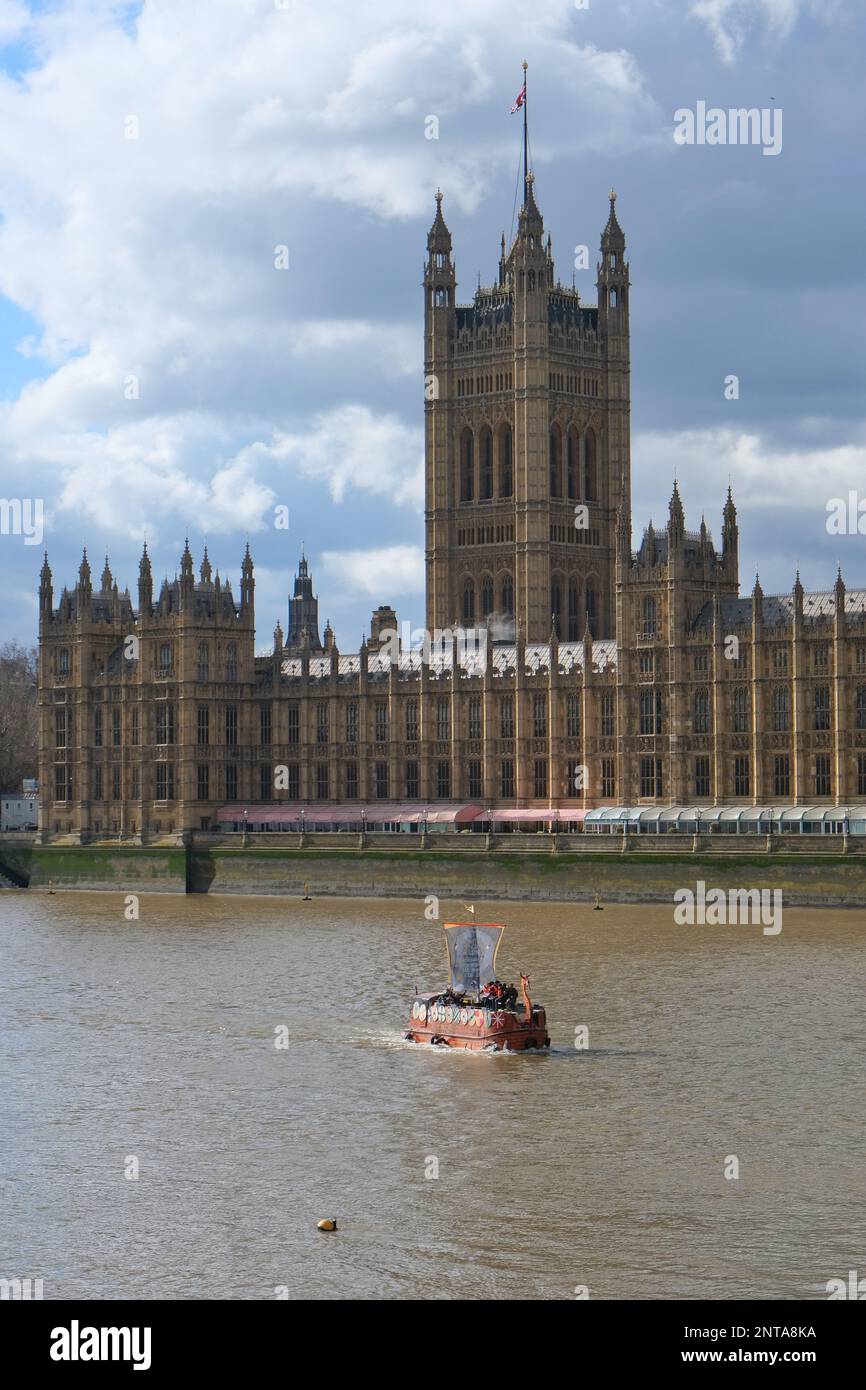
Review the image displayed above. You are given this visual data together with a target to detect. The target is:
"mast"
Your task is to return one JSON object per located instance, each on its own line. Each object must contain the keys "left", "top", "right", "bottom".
{"left": 522, "top": 59, "right": 528, "bottom": 205}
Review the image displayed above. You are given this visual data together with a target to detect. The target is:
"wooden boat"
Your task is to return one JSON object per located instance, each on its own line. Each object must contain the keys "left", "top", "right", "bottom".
{"left": 405, "top": 921, "right": 550, "bottom": 1052}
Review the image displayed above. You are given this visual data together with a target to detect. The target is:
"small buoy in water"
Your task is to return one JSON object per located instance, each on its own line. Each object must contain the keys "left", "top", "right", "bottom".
{"left": 302, "top": 882, "right": 312, "bottom": 901}
{"left": 593, "top": 893, "right": 603, "bottom": 911}
{"left": 317, "top": 1218, "right": 338, "bottom": 1232}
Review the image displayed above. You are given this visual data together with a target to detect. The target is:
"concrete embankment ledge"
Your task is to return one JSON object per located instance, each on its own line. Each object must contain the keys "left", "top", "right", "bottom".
{"left": 4, "top": 840, "right": 866, "bottom": 907}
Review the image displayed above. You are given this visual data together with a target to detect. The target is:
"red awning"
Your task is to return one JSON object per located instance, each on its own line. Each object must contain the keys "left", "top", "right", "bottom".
{"left": 215, "top": 802, "right": 484, "bottom": 825}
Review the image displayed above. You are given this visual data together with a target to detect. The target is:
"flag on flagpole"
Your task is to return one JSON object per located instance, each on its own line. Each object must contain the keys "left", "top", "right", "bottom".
{"left": 510, "top": 84, "right": 526, "bottom": 114}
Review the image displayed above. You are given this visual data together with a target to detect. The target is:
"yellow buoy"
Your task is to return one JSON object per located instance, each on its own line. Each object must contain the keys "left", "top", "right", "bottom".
{"left": 317, "top": 1218, "right": 338, "bottom": 1232}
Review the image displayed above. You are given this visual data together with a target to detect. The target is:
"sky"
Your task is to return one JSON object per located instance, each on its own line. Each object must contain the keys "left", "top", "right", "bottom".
{"left": 0, "top": 0, "right": 864, "bottom": 651}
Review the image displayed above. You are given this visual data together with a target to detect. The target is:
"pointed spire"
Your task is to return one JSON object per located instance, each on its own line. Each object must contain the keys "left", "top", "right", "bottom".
{"left": 524, "top": 168, "right": 542, "bottom": 222}
{"left": 241, "top": 541, "right": 254, "bottom": 613}
{"left": 752, "top": 572, "right": 764, "bottom": 617}
{"left": 138, "top": 539, "right": 152, "bottom": 613}
{"left": 200, "top": 546, "right": 212, "bottom": 584}
{"left": 604, "top": 188, "right": 623, "bottom": 238}
{"left": 427, "top": 187, "right": 452, "bottom": 254}
{"left": 39, "top": 550, "right": 53, "bottom": 618}
{"left": 723, "top": 484, "right": 737, "bottom": 524}
{"left": 78, "top": 547, "right": 92, "bottom": 596}
{"left": 669, "top": 478, "right": 685, "bottom": 538}
{"left": 180, "top": 536, "right": 194, "bottom": 579}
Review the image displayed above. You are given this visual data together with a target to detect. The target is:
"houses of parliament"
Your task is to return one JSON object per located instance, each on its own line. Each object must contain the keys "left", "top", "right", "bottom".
{"left": 36, "top": 165, "right": 866, "bottom": 838}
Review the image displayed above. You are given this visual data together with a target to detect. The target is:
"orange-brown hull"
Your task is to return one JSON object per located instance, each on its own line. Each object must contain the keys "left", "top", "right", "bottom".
{"left": 406, "top": 999, "right": 550, "bottom": 1052}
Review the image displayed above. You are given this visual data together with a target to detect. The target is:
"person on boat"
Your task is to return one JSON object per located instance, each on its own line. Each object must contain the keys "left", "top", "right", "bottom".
{"left": 500, "top": 982, "right": 518, "bottom": 1009}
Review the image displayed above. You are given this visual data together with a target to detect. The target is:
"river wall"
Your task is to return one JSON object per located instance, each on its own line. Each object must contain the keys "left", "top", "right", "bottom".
{"left": 3, "top": 838, "right": 866, "bottom": 907}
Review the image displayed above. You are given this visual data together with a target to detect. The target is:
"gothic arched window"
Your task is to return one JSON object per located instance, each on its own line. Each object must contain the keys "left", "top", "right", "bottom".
{"left": 549, "top": 425, "right": 562, "bottom": 497}
{"left": 551, "top": 577, "right": 562, "bottom": 636}
{"left": 694, "top": 688, "right": 710, "bottom": 734}
{"left": 480, "top": 427, "right": 493, "bottom": 500}
{"left": 460, "top": 430, "right": 474, "bottom": 502}
{"left": 585, "top": 582, "right": 596, "bottom": 636}
{"left": 196, "top": 643, "right": 209, "bottom": 682}
{"left": 642, "top": 596, "right": 657, "bottom": 637}
{"left": 584, "top": 428, "right": 597, "bottom": 502}
{"left": 773, "top": 686, "right": 790, "bottom": 732}
{"left": 567, "top": 429, "right": 579, "bottom": 500}
{"left": 568, "top": 579, "right": 579, "bottom": 640}
{"left": 463, "top": 578, "right": 475, "bottom": 624}
{"left": 498, "top": 423, "right": 513, "bottom": 498}
{"left": 481, "top": 575, "right": 494, "bottom": 617}
{"left": 226, "top": 643, "right": 237, "bottom": 682}
{"left": 501, "top": 574, "right": 514, "bottom": 616}
{"left": 733, "top": 685, "right": 749, "bottom": 733}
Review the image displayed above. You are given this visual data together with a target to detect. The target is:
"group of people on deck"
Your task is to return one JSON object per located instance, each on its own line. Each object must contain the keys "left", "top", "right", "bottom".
{"left": 430, "top": 979, "right": 520, "bottom": 1010}
{"left": 479, "top": 978, "right": 519, "bottom": 1009}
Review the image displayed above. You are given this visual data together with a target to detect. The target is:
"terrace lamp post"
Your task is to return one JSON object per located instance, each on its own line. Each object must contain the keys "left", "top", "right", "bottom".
{"left": 360, "top": 807, "right": 367, "bottom": 849}
{"left": 421, "top": 806, "right": 428, "bottom": 848}
{"left": 242, "top": 807, "right": 248, "bottom": 847}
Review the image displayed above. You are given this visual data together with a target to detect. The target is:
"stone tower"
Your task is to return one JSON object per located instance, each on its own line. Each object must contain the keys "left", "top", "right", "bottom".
{"left": 423, "top": 175, "right": 631, "bottom": 643}
{"left": 286, "top": 552, "right": 322, "bottom": 653}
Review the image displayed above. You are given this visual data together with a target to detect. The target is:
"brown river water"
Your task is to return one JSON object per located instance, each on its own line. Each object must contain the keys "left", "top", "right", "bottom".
{"left": 1, "top": 890, "right": 864, "bottom": 1300}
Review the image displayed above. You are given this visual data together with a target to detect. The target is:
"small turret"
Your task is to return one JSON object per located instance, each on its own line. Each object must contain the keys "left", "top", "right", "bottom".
{"left": 138, "top": 541, "right": 152, "bottom": 614}
{"left": 668, "top": 480, "right": 685, "bottom": 545}
{"left": 39, "top": 551, "right": 53, "bottom": 622}
{"left": 241, "top": 542, "right": 254, "bottom": 613}
{"left": 597, "top": 189, "right": 629, "bottom": 320}
{"left": 286, "top": 551, "right": 322, "bottom": 652}
{"left": 78, "top": 547, "right": 92, "bottom": 601}
{"left": 752, "top": 572, "right": 764, "bottom": 626}
{"left": 424, "top": 189, "right": 456, "bottom": 312}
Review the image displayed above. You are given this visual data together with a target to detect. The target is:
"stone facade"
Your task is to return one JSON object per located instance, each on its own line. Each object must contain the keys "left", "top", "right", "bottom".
{"left": 36, "top": 172, "right": 866, "bottom": 839}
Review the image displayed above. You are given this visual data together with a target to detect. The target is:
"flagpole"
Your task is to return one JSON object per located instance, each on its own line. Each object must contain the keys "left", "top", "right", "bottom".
{"left": 522, "top": 59, "right": 528, "bottom": 206}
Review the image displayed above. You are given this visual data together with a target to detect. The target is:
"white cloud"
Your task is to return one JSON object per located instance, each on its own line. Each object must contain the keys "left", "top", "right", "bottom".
{"left": 259, "top": 405, "right": 423, "bottom": 510}
{"left": 320, "top": 543, "right": 424, "bottom": 599}
{"left": 689, "top": 0, "right": 828, "bottom": 65}
{"left": 0, "top": 0, "right": 27, "bottom": 45}
{"left": 634, "top": 424, "right": 866, "bottom": 518}
{"left": 0, "top": 0, "right": 657, "bottom": 552}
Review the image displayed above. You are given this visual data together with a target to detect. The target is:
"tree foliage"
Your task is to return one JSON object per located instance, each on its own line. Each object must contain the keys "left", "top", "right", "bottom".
{"left": 0, "top": 641, "right": 38, "bottom": 792}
